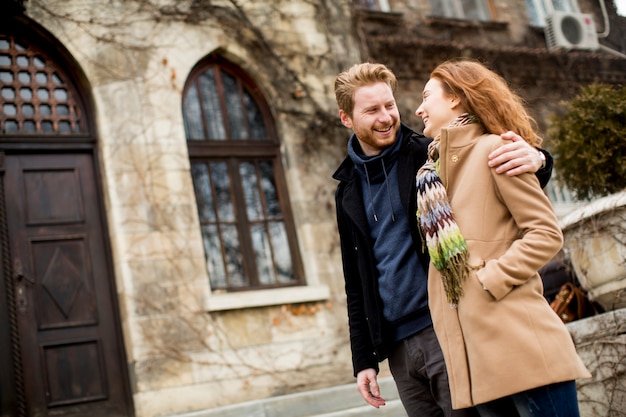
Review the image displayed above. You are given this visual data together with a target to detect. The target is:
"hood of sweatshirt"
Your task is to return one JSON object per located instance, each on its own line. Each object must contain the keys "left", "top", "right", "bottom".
{"left": 347, "top": 129, "right": 404, "bottom": 222}
{"left": 347, "top": 129, "right": 404, "bottom": 184}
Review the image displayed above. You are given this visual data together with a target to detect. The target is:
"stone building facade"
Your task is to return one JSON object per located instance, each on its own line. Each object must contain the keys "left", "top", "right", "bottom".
{"left": 1, "top": 1, "right": 625, "bottom": 416}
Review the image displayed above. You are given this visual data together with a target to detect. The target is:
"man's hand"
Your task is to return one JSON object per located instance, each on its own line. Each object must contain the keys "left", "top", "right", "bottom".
{"left": 488, "top": 131, "right": 543, "bottom": 176}
{"left": 356, "top": 368, "right": 386, "bottom": 408}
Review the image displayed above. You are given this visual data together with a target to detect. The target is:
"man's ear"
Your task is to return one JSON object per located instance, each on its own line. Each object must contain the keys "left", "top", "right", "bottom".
{"left": 339, "top": 110, "right": 353, "bottom": 129}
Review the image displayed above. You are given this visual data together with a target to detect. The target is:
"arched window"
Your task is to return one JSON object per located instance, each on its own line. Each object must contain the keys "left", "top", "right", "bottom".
{"left": 183, "top": 55, "right": 303, "bottom": 292}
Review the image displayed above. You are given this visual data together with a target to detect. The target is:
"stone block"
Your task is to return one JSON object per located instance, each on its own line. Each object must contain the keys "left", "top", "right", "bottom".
{"left": 567, "top": 309, "right": 626, "bottom": 416}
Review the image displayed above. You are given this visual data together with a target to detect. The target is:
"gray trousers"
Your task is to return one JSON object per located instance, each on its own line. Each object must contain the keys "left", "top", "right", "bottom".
{"left": 388, "top": 325, "right": 478, "bottom": 417}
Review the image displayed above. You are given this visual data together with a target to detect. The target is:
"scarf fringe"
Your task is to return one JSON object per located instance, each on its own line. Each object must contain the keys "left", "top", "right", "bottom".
{"left": 439, "top": 252, "right": 470, "bottom": 305}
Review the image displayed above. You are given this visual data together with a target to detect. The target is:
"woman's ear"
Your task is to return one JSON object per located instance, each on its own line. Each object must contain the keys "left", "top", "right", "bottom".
{"left": 450, "top": 95, "right": 462, "bottom": 109}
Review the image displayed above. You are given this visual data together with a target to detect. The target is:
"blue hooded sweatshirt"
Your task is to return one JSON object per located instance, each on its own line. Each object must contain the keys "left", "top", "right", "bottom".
{"left": 347, "top": 131, "right": 431, "bottom": 342}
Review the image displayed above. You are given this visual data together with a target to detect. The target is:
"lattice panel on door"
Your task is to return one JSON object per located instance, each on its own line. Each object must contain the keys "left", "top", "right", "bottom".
{"left": 0, "top": 35, "right": 84, "bottom": 135}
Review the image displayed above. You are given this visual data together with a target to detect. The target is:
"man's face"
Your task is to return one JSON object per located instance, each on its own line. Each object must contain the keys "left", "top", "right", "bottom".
{"left": 339, "top": 82, "right": 400, "bottom": 156}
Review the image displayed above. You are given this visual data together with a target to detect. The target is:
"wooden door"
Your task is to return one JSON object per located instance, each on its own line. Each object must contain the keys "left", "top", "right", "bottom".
{"left": 3, "top": 152, "right": 133, "bottom": 417}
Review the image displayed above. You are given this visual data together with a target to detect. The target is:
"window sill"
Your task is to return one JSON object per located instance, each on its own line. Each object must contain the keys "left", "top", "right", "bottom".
{"left": 426, "top": 16, "right": 508, "bottom": 31}
{"left": 354, "top": 9, "right": 403, "bottom": 22}
{"left": 205, "top": 285, "right": 331, "bottom": 312}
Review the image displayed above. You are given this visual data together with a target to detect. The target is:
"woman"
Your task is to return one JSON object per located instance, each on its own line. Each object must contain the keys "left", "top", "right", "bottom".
{"left": 415, "top": 59, "right": 590, "bottom": 417}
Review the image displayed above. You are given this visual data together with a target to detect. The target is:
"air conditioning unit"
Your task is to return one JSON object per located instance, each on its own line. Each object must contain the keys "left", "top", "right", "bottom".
{"left": 545, "top": 11, "right": 599, "bottom": 51}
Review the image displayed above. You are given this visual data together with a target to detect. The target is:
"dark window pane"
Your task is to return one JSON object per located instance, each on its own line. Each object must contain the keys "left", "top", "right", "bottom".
{"left": 355, "top": 0, "right": 380, "bottom": 10}
{"left": 259, "top": 161, "right": 281, "bottom": 217}
{"left": 3, "top": 103, "right": 16, "bottom": 116}
{"left": 52, "top": 73, "right": 62, "bottom": 84}
{"left": 37, "top": 88, "right": 49, "bottom": 99}
{"left": 222, "top": 225, "right": 245, "bottom": 287}
{"left": 461, "top": 0, "right": 488, "bottom": 20}
{"left": 210, "top": 162, "right": 234, "bottom": 221}
{"left": 20, "top": 88, "right": 32, "bottom": 100}
{"left": 251, "top": 223, "right": 275, "bottom": 285}
{"left": 0, "top": 71, "right": 12, "bottom": 83}
{"left": 59, "top": 121, "right": 71, "bottom": 133}
{"left": 430, "top": 0, "right": 445, "bottom": 16}
{"left": 201, "top": 224, "right": 227, "bottom": 288}
{"left": 41, "top": 121, "right": 53, "bottom": 132}
{"left": 183, "top": 84, "right": 205, "bottom": 140}
{"left": 22, "top": 103, "right": 34, "bottom": 116}
{"left": 554, "top": 0, "right": 575, "bottom": 12}
{"left": 24, "top": 120, "right": 36, "bottom": 132}
{"left": 40, "top": 104, "right": 51, "bottom": 116}
{"left": 463, "top": 0, "right": 478, "bottom": 19}
{"left": 34, "top": 56, "right": 45, "bottom": 68}
{"left": 35, "top": 72, "right": 46, "bottom": 83}
{"left": 430, "top": 0, "right": 491, "bottom": 20}
{"left": 221, "top": 71, "right": 247, "bottom": 140}
{"left": 243, "top": 90, "right": 267, "bottom": 140}
{"left": 0, "top": 40, "right": 9, "bottom": 50}
{"left": 4, "top": 120, "right": 18, "bottom": 132}
{"left": 191, "top": 163, "right": 216, "bottom": 222}
{"left": 0, "top": 55, "right": 11, "bottom": 66}
{"left": 240, "top": 162, "right": 263, "bottom": 220}
{"left": 270, "top": 221, "right": 295, "bottom": 283}
{"left": 57, "top": 104, "right": 69, "bottom": 115}
{"left": 18, "top": 72, "right": 30, "bottom": 83}
{"left": 16, "top": 55, "right": 29, "bottom": 67}
{"left": 2, "top": 87, "right": 14, "bottom": 99}
{"left": 198, "top": 70, "right": 226, "bottom": 140}
{"left": 54, "top": 88, "right": 68, "bottom": 101}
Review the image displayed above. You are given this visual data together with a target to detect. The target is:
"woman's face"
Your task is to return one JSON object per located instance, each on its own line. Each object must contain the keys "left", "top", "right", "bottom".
{"left": 415, "top": 77, "right": 464, "bottom": 138}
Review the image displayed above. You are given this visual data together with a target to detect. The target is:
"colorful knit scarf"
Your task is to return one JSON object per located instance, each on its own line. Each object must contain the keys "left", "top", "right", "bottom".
{"left": 416, "top": 114, "right": 476, "bottom": 306}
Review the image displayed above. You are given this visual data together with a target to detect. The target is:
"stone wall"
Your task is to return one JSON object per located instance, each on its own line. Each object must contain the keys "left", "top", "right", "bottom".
{"left": 568, "top": 309, "right": 626, "bottom": 416}
{"left": 24, "top": 1, "right": 362, "bottom": 415}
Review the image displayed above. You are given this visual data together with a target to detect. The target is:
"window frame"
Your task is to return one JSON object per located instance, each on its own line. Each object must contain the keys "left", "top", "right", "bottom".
{"left": 183, "top": 54, "right": 306, "bottom": 294}
{"left": 525, "top": 0, "right": 580, "bottom": 26}
{"left": 429, "top": 0, "right": 493, "bottom": 21}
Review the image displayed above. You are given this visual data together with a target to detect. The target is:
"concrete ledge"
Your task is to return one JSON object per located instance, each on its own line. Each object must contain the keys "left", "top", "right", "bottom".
{"left": 167, "top": 376, "right": 403, "bottom": 417}
{"left": 566, "top": 308, "right": 626, "bottom": 343}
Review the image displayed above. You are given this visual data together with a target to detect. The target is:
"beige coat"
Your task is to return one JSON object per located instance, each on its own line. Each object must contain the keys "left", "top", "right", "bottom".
{"left": 428, "top": 124, "right": 591, "bottom": 409}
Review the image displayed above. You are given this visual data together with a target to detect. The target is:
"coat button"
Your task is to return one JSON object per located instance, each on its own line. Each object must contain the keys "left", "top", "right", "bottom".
{"left": 451, "top": 155, "right": 459, "bottom": 163}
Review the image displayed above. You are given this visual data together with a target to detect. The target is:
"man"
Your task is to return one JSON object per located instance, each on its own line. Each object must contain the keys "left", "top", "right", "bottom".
{"left": 332, "top": 63, "right": 552, "bottom": 417}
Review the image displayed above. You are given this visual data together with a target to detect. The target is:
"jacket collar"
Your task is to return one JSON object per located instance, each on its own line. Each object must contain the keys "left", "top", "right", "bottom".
{"left": 332, "top": 123, "right": 416, "bottom": 183}
{"left": 333, "top": 124, "right": 423, "bottom": 237}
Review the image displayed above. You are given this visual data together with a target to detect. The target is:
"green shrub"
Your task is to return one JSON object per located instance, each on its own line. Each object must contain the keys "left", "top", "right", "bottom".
{"left": 547, "top": 83, "right": 626, "bottom": 201}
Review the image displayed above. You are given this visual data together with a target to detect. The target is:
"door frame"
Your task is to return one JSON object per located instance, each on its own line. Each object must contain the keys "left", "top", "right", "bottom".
{"left": 0, "top": 13, "right": 134, "bottom": 417}
{"left": 0, "top": 150, "right": 21, "bottom": 417}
